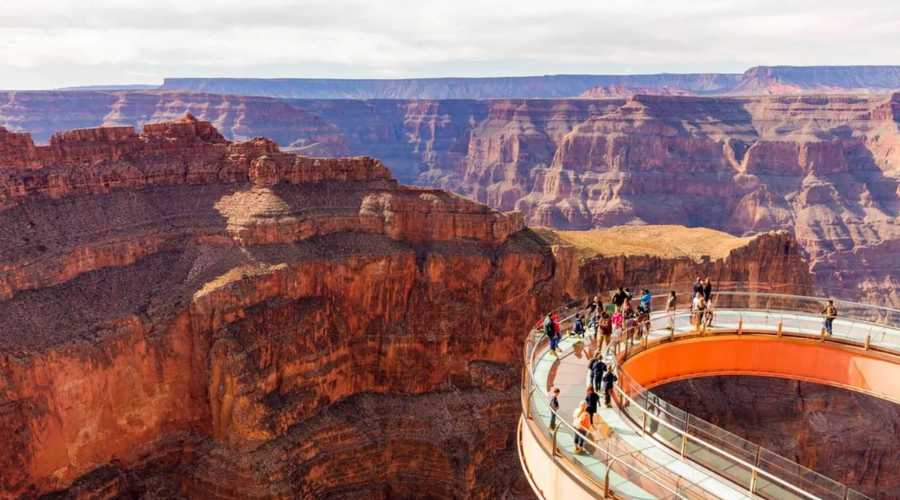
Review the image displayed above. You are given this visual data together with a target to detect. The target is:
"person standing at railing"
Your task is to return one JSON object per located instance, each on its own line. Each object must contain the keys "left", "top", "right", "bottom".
{"left": 598, "top": 310, "right": 613, "bottom": 353}
{"left": 602, "top": 369, "right": 618, "bottom": 408}
{"left": 584, "top": 385, "right": 601, "bottom": 425}
{"left": 702, "top": 277, "right": 713, "bottom": 303}
{"left": 548, "top": 387, "right": 560, "bottom": 430}
{"left": 692, "top": 293, "right": 707, "bottom": 329}
{"left": 543, "top": 313, "right": 558, "bottom": 354}
{"left": 822, "top": 299, "right": 838, "bottom": 337}
{"left": 572, "top": 401, "right": 590, "bottom": 454}
{"left": 692, "top": 277, "right": 703, "bottom": 299}
{"left": 611, "top": 286, "right": 628, "bottom": 312}
{"left": 639, "top": 289, "right": 652, "bottom": 314}
{"left": 666, "top": 291, "right": 677, "bottom": 331}
{"left": 573, "top": 313, "right": 586, "bottom": 338}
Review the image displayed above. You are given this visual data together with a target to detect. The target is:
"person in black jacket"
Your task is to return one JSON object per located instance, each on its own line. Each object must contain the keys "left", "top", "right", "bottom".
{"left": 702, "top": 277, "right": 713, "bottom": 302}
{"left": 548, "top": 387, "right": 561, "bottom": 430}
{"left": 584, "top": 385, "right": 601, "bottom": 424}
{"left": 602, "top": 370, "right": 618, "bottom": 408}
{"left": 588, "top": 354, "right": 606, "bottom": 393}
{"left": 691, "top": 277, "right": 703, "bottom": 299}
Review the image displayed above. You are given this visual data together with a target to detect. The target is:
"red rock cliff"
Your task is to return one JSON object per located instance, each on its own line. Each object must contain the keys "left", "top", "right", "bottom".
{"left": 0, "top": 118, "right": 816, "bottom": 499}
{"left": 4, "top": 91, "right": 893, "bottom": 305}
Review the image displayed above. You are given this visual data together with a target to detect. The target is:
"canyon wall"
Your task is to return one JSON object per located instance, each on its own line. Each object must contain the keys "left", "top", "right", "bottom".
{"left": 653, "top": 376, "right": 900, "bottom": 499}
{"left": 0, "top": 119, "right": 814, "bottom": 499}
{"left": 1, "top": 91, "right": 898, "bottom": 307}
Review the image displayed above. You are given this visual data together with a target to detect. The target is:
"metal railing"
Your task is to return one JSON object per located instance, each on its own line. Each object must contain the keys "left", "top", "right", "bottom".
{"left": 522, "top": 287, "right": 894, "bottom": 499}
{"left": 522, "top": 306, "right": 714, "bottom": 499}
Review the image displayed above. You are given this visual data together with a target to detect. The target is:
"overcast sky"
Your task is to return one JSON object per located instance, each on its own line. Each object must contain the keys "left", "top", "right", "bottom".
{"left": 1, "top": 0, "right": 898, "bottom": 89}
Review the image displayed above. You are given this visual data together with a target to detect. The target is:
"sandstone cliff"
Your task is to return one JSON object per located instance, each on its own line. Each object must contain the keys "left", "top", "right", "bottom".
{"left": 0, "top": 118, "right": 814, "bottom": 498}
{"left": 1, "top": 91, "right": 897, "bottom": 308}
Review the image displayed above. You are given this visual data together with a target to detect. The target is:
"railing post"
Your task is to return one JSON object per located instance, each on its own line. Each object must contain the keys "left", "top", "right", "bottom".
{"left": 603, "top": 466, "right": 611, "bottom": 497}
{"left": 776, "top": 320, "right": 783, "bottom": 337}
{"left": 641, "top": 410, "right": 648, "bottom": 434}
{"left": 749, "top": 469, "right": 758, "bottom": 495}
{"left": 865, "top": 333, "right": 871, "bottom": 351}
{"left": 680, "top": 433, "right": 687, "bottom": 457}
{"left": 737, "top": 315, "right": 743, "bottom": 335}
{"left": 526, "top": 388, "right": 534, "bottom": 419}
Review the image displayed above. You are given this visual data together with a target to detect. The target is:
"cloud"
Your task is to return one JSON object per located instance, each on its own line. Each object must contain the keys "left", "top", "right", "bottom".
{"left": 0, "top": 0, "right": 897, "bottom": 89}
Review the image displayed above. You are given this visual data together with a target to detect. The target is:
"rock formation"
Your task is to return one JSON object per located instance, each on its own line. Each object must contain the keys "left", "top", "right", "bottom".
{"left": 654, "top": 376, "right": 900, "bottom": 499}
{"left": 2, "top": 91, "right": 898, "bottom": 307}
{"left": 0, "top": 118, "right": 814, "bottom": 498}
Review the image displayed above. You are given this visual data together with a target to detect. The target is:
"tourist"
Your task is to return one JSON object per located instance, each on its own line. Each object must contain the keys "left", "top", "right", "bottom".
{"left": 666, "top": 291, "right": 677, "bottom": 330}
{"left": 552, "top": 312, "right": 561, "bottom": 351}
{"left": 612, "top": 286, "right": 627, "bottom": 312}
{"left": 588, "top": 354, "right": 606, "bottom": 393}
{"left": 543, "top": 313, "right": 556, "bottom": 351}
{"left": 822, "top": 299, "right": 838, "bottom": 337}
{"left": 548, "top": 387, "right": 560, "bottom": 430}
{"left": 703, "top": 294, "right": 715, "bottom": 328}
{"left": 692, "top": 293, "right": 706, "bottom": 329}
{"left": 702, "top": 277, "right": 713, "bottom": 302}
{"left": 572, "top": 401, "right": 590, "bottom": 453}
{"left": 587, "top": 295, "right": 602, "bottom": 318}
{"left": 602, "top": 369, "right": 618, "bottom": 408}
{"left": 638, "top": 305, "right": 651, "bottom": 338}
{"left": 573, "top": 313, "right": 586, "bottom": 338}
{"left": 611, "top": 309, "right": 624, "bottom": 339}
{"left": 585, "top": 385, "right": 600, "bottom": 425}
{"left": 598, "top": 310, "right": 613, "bottom": 352}
{"left": 691, "top": 277, "right": 703, "bottom": 299}
{"left": 639, "top": 288, "right": 652, "bottom": 314}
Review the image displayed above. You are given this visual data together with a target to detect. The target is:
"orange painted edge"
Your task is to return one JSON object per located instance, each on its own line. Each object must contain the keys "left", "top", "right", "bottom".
{"left": 621, "top": 335, "right": 900, "bottom": 405}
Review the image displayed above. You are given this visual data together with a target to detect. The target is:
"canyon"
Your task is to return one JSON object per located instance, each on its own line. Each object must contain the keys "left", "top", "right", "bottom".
{"left": 2, "top": 90, "right": 897, "bottom": 307}
{"left": 0, "top": 117, "right": 812, "bottom": 498}
{"left": 654, "top": 376, "right": 900, "bottom": 499}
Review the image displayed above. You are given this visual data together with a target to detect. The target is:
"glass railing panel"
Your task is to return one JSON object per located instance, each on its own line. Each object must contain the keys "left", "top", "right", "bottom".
{"left": 752, "top": 472, "right": 809, "bottom": 500}
{"left": 681, "top": 434, "right": 753, "bottom": 492}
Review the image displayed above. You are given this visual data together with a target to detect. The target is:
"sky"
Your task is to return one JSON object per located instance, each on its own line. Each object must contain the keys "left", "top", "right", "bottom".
{"left": 1, "top": 0, "right": 898, "bottom": 89}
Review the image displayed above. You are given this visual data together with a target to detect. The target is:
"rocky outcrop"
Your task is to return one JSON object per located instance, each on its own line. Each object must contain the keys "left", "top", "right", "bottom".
{"left": 534, "top": 226, "right": 813, "bottom": 300}
{"left": 0, "top": 118, "right": 817, "bottom": 498}
{"left": 654, "top": 376, "right": 900, "bottom": 499}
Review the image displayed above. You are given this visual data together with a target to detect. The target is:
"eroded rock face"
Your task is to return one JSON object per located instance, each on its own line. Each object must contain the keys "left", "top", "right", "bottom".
{"left": 2, "top": 91, "right": 896, "bottom": 306}
{"left": 653, "top": 376, "right": 900, "bottom": 499}
{"left": 0, "top": 118, "right": 816, "bottom": 499}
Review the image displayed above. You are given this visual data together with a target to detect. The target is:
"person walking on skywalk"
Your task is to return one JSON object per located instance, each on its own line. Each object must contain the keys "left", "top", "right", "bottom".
{"left": 588, "top": 353, "right": 606, "bottom": 394}
{"left": 602, "top": 369, "right": 618, "bottom": 408}
{"left": 822, "top": 299, "right": 838, "bottom": 337}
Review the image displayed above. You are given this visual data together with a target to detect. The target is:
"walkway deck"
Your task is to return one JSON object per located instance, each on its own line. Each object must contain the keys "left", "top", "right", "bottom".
{"left": 522, "top": 302, "right": 899, "bottom": 499}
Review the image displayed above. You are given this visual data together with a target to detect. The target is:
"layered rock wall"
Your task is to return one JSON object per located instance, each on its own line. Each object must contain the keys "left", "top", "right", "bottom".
{"left": 0, "top": 119, "right": 817, "bottom": 498}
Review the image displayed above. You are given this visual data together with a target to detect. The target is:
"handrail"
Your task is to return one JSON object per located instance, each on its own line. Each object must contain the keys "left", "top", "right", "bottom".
{"left": 522, "top": 287, "right": 888, "bottom": 500}
{"left": 523, "top": 325, "right": 705, "bottom": 499}
{"left": 613, "top": 382, "right": 820, "bottom": 500}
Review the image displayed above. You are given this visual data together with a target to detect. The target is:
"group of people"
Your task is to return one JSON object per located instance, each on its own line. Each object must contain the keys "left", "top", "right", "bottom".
{"left": 690, "top": 277, "right": 715, "bottom": 329}
{"left": 541, "top": 281, "right": 845, "bottom": 458}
